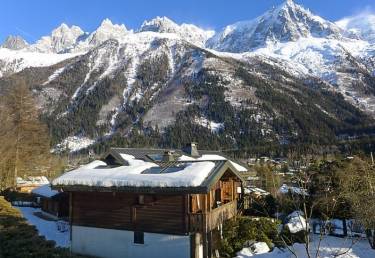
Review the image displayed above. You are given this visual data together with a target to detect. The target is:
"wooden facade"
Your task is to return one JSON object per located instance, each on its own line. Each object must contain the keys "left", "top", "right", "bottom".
{"left": 68, "top": 168, "right": 242, "bottom": 258}
{"left": 40, "top": 194, "right": 69, "bottom": 218}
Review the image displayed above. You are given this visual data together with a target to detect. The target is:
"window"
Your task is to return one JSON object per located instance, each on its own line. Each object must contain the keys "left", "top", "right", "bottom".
{"left": 138, "top": 195, "right": 145, "bottom": 205}
{"left": 134, "top": 231, "right": 144, "bottom": 244}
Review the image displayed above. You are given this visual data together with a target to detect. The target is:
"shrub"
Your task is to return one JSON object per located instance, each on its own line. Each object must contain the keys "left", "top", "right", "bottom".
{"left": 280, "top": 226, "right": 307, "bottom": 245}
{"left": 0, "top": 196, "right": 89, "bottom": 258}
{"left": 219, "top": 216, "right": 282, "bottom": 257}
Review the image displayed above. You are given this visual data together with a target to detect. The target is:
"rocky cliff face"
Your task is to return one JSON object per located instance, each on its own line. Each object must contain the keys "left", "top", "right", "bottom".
{"left": 1, "top": 35, "right": 29, "bottom": 50}
{"left": 1, "top": 1, "right": 375, "bottom": 152}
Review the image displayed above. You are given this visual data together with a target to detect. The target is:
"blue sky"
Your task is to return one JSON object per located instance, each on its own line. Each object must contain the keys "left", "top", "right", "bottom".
{"left": 1, "top": 0, "right": 374, "bottom": 43}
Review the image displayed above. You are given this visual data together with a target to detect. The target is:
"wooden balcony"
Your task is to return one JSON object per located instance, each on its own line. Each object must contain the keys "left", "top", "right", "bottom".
{"left": 188, "top": 200, "right": 237, "bottom": 233}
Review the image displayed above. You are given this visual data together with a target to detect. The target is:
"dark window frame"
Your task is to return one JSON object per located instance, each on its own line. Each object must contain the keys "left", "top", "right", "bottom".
{"left": 134, "top": 231, "right": 144, "bottom": 244}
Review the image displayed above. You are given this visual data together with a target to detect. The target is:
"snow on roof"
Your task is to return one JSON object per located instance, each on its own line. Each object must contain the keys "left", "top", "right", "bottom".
{"left": 279, "top": 184, "right": 308, "bottom": 196}
{"left": 245, "top": 186, "right": 270, "bottom": 195}
{"left": 52, "top": 159, "right": 216, "bottom": 188}
{"left": 31, "top": 184, "right": 59, "bottom": 198}
{"left": 178, "top": 154, "right": 248, "bottom": 172}
{"left": 119, "top": 153, "right": 151, "bottom": 166}
{"left": 16, "top": 176, "right": 50, "bottom": 186}
{"left": 178, "top": 155, "right": 196, "bottom": 161}
{"left": 286, "top": 211, "right": 309, "bottom": 233}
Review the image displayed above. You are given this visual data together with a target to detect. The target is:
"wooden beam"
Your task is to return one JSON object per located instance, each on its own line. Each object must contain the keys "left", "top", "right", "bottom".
{"left": 184, "top": 195, "right": 189, "bottom": 233}
{"left": 69, "top": 192, "right": 73, "bottom": 244}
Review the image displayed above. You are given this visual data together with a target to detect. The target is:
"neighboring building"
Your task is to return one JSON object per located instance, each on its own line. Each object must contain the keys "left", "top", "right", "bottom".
{"left": 243, "top": 186, "right": 270, "bottom": 210}
{"left": 32, "top": 184, "right": 69, "bottom": 219}
{"left": 244, "top": 186, "right": 270, "bottom": 198}
{"left": 16, "top": 176, "right": 50, "bottom": 193}
{"left": 52, "top": 144, "right": 246, "bottom": 258}
{"left": 103, "top": 144, "right": 249, "bottom": 173}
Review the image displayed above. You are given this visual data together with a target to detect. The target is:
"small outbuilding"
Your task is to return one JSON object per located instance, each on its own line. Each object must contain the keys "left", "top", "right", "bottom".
{"left": 16, "top": 176, "right": 50, "bottom": 193}
{"left": 32, "top": 184, "right": 69, "bottom": 219}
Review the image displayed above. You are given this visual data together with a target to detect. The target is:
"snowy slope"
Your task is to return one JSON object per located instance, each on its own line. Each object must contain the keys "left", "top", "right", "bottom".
{"left": 336, "top": 12, "right": 375, "bottom": 43}
{"left": 207, "top": 0, "right": 343, "bottom": 52}
{"left": 0, "top": 48, "right": 78, "bottom": 77}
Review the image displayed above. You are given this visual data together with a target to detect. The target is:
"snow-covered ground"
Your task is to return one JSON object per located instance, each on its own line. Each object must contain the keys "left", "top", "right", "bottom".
{"left": 15, "top": 205, "right": 374, "bottom": 257}
{"left": 53, "top": 135, "right": 96, "bottom": 153}
{"left": 237, "top": 236, "right": 373, "bottom": 258}
{"left": 15, "top": 207, "right": 70, "bottom": 248}
{"left": 194, "top": 116, "right": 224, "bottom": 133}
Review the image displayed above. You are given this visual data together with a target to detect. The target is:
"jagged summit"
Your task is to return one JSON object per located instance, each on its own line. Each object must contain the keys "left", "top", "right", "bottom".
{"left": 72, "top": 18, "right": 128, "bottom": 51}
{"left": 207, "top": 0, "right": 343, "bottom": 52}
{"left": 1, "top": 35, "right": 28, "bottom": 50}
{"left": 30, "top": 23, "right": 84, "bottom": 53}
{"left": 140, "top": 16, "right": 178, "bottom": 33}
{"left": 139, "top": 16, "right": 214, "bottom": 46}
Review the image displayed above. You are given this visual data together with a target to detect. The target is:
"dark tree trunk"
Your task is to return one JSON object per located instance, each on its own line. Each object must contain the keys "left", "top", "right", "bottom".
{"left": 343, "top": 219, "right": 347, "bottom": 237}
{"left": 366, "top": 229, "right": 375, "bottom": 249}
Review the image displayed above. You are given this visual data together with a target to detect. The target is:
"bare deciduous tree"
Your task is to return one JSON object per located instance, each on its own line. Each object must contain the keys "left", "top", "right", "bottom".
{"left": 0, "top": 80, "right": 64, "bottom": 191}
{"left": 339, "top": 157, "right": 375, "bottom": 249}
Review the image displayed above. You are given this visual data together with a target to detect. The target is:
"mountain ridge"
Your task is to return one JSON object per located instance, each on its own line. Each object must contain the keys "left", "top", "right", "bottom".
{"left": 1, "top": 0, "right": 375, "bottom": 153}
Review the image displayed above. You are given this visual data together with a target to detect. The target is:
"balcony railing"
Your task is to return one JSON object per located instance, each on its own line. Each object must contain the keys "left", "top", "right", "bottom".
{"left": 188, "top": 200, "right": 237, "bottom": 233}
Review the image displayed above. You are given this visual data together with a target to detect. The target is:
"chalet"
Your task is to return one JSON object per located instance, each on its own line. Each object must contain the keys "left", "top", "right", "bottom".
{"left": 32, "top": 184, "right": 69, "bottom": 219}
{"left": 52, "top": 144, "right": 246, "bottom": 258}
{"left": 16, "top": 176, "right": 50, "bottom": 193}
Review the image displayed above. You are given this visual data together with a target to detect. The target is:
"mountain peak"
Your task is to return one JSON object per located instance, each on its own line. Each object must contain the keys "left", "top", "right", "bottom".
{"left": 82, "top": 19, "right": 128, "bottom": 47}
{"left": 207, "top": 0, "right": 342, "bottom": 52}
{"left": 1, "top": 35, "right": 29, "bottom": 50}
{"left": 51, "top": 23, "right": 84, "bottom": 38}
{"left": 139, "top": 16, "right": 214, "bottom": 46}
{"left": 98, "top": 18, "right": 127, "bottom": 32}
{"left": 30, "top": 23, "right": 84, "bottom": 53}
{"left": 285, "top": 0, "right": 295, "bottom": 5}
{"left": 140, "top": 16, "right": 179, "bottom": 33}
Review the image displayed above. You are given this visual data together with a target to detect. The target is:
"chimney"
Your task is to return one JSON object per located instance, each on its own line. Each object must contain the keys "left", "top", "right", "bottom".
{"left": 162, "top": 150, "right": 175, "bottom": 162}
{"left": 184, "top": 142, "right": 200, "bottom": 158}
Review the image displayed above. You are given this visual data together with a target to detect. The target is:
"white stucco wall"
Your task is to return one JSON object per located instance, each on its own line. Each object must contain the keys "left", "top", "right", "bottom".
{"left": 71, "top": 225, "right": 190, "bottom": 258}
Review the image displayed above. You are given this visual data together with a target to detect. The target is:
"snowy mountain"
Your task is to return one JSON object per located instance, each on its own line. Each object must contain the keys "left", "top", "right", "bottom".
{"left": 1, "top": 35, "right": 28, "bottom": 50}
{"left": 140, "top": 16, "right": 214, "bottom": 47}
{"left": 336, "top": 12, "right": 375, "bottom": 43}
{"left": 207, "top": 0, "right": 343, "bottom": 52}
{"left": 29, "top": 23, "right": 84, "bottom": 53}
{"left": 73, "top": 19, "right": 129, "bottom": 52}
{"left": 1, "top": 0, "right": 375, "bottom": 152}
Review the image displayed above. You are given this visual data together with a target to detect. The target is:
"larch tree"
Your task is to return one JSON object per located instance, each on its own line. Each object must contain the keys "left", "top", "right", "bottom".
{"left": 0, "top": 79, "right": 63, "bottom": 190}
{"left": 338, "top": 157, "right": 375, "bottom": 249}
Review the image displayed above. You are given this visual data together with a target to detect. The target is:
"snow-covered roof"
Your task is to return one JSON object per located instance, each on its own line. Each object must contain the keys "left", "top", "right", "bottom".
{"left": 16, "top": 176, "right": 50, "bottom": 186}
{"left": 279, "top": 184, "right": 308, "bottom": 196}
{"left": 179, "top": 154, "right": 248, "bottom": 172}
{"left": 31, "top": 184, "right": 59, "bottom": 198}
{"left": 285, "top": 211, "right": 309, "bottom": 233}
{"left": 244, "top": 186, "right": 270, "bottom": 195}
{"left": 107, "top": 147, "right": 249, "bottom": 173}
{"left": 52, "top": 157, "right": 222, "bottom": 190}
